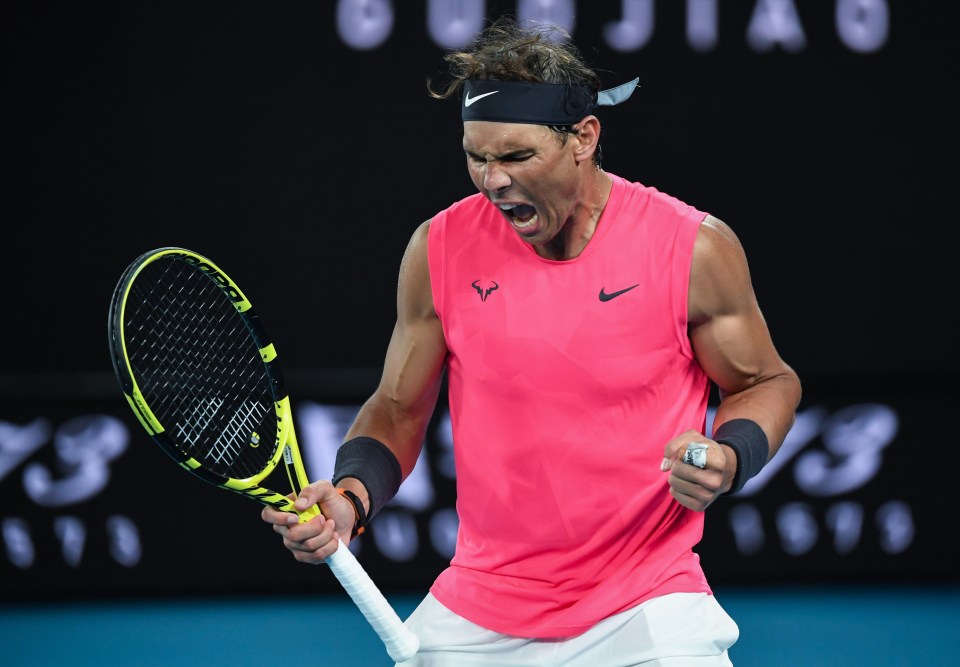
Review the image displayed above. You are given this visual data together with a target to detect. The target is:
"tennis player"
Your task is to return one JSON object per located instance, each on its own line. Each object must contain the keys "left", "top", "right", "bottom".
{"left": 263, "top": 16, "right": 802, "bottom": 666}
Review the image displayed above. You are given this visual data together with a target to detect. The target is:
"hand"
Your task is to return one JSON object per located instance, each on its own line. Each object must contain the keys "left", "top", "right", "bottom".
{"left": 659, "top": 429, "right": 733, "bottom": 511}
{"left": 260, "top": 479, "right": 357, "bottom": 564}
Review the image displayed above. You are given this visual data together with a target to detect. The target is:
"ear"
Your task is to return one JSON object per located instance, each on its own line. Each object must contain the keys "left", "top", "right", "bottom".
{"left": 572, "top": 116, "right": 601, "bottom": 164}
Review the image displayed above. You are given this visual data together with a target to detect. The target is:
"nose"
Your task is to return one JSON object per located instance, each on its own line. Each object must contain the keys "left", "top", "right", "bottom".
{"left": 482, "top": 161, "right": 511, "bottom": 193}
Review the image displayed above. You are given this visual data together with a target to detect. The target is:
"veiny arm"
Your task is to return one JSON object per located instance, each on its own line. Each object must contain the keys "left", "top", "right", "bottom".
{"left": 665, "top": 214, "right": 802, "bottom": 508}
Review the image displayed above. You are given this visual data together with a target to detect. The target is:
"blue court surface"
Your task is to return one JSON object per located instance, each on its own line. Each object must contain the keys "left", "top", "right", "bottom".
{"left": 3, "top": 585, "right": 957, "bottom": 666}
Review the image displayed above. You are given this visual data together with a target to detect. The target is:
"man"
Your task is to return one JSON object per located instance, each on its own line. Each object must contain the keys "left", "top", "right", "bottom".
{"left": 262, "top": 17, "right": 801, "bottom": 666}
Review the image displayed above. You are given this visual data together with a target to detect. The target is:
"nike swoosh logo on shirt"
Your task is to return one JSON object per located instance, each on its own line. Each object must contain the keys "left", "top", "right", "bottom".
{"left": 464, "top": 90, "right": 500, "bottom": 107}
{"left": 598, "top": 284, "right": 640, "bottom": 302}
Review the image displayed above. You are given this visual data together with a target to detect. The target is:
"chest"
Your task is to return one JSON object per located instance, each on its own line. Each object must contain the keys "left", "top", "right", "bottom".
{"left": 441, "top": 253, "right": 681, "bottom": 378}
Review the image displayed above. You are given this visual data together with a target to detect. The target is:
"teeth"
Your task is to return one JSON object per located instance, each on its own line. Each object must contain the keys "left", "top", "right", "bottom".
{"left": 496, "top": 202, "right": 537, "bottom": 230}
{"left": 513, "top": 213, "right": 538, "bottom": 229}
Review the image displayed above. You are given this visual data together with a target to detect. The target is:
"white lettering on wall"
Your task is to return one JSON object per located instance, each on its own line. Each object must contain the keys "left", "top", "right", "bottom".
{"left": 23, "top": 415, "right": 127, "bottom": 507}
{"left": 54, "top": 516, "right": 86, "bottom": 567}
{"left": 747, "top": 0, "right": 807, "bottom": 52}
{"left": 337, "top": 0, "right": 395, "bottom": 51}
{"left": 428, "top": 0, "right": 486, "bottom": 49}
{"left": 876, "top": 500, "right": 913, "bottom": 554}
{"left": 728, "top": 504, "right": 765, "bottom": 555}
{"left": 0, "top": 419, "right": 50, "bottom": 484}
{"left": 106, "top": 515, "right": 142, "bottom": 567}
{"left": 335, "top": 1, "right": 890, "bottom": 54}
{"left": 604, "top": 0, "right": 655, "bottom": 52}
{"left": 825, "top": 501, "right": 864, "bottom": 554}
{"left": 517, "top": 0, "right": 575, "bottom": 40}
{"left": 371, "top": 511, "right": 419, "bottom": 561}
{"left": 2, "top": 518, "right": 34, "bottom": 568}
{"left": 0, "top": 395, "right": 916, "bottom": 572}
{"left": 777, "top": 502, "right": 819, "bottom": 555}
{"left": 687, "top": 0, "right": 719, "bottom": 52}
{"left": 836, "top": 0, "right": 889, "bottom": 53}
{"left": 794, "top": 403, "right": 897, "bottom": 497}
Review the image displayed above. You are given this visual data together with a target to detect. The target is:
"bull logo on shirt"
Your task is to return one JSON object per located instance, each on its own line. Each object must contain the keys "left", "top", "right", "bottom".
{"left": 471, "top": 280, "right": 499, "bottom": 302}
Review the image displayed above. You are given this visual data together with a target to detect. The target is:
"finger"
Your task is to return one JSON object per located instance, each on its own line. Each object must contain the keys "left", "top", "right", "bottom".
{"left": 316, "top": 481, "right": 344, "bottom": 509}
{"left": 285, "top": 517, "right": 339, "bottom": 556}
{"left": 294, "top": 479, "right": 338, "bottom": 513}
{"left": 660, "top": 430, "right": 702, "bottom": 471}
{"left": 668, "top": 476, "right": 712, "bottom": 512}
{"left": 261, "top": 504, "right": 299, "bottom": 526}
{"left": 669, "top": 485, "right": 707, "bottom": 512}
{"left": 280, "top": 519, "right": 323, "bottom": 550}
{"left": 293, "top": 486, "right": 320, "bottom": 513}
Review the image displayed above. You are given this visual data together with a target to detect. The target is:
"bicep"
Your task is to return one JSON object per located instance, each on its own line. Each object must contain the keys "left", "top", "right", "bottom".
{"left": 345, "top": 220, "right": 448, "bottom": 476}
{"left": 382, "top": 220, "right": 448, "bottom": 412}
{"left": 688, "top": 215, "right": 786, "bottom": 395}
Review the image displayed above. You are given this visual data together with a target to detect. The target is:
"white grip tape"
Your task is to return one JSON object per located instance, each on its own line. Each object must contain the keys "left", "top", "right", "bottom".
{"left": 327, "top": 539, "right": 420, "bottom": 662}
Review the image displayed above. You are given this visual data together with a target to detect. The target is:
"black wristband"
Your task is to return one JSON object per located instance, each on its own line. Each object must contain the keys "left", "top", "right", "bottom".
{"left": 713, "top": 418, "right": 769, "bottom": 495}
{"left": 332, "top": 436, "right": 402, "bottom": 522}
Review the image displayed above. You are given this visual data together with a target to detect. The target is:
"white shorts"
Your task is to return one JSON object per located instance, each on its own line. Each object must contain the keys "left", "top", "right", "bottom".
{"left": 397, "top": 591, "right": 739, "bottom": 666}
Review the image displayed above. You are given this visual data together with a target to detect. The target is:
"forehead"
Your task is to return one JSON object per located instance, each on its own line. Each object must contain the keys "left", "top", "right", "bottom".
{"left": 462, "top": 121, "right": 559, "bottom": 153}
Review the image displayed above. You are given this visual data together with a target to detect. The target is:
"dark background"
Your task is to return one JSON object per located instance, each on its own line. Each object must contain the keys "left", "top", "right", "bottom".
{"left": 2, "top": 1, "right": 955, "bottom": 601}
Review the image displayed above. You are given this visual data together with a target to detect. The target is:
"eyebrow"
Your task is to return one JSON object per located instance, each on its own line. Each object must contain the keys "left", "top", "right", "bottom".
{"left": 463, "top": 147, "right": 534, "bottom": 161}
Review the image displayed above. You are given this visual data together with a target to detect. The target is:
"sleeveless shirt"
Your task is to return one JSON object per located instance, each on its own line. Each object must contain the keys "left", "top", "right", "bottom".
{"left": 426, "top": 173, "right": 712, "bottom": 638}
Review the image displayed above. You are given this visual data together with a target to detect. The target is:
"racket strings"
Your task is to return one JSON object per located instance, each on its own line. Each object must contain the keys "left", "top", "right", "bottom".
{"left": 124, "top": 257, "right": 278, "bottom": 479}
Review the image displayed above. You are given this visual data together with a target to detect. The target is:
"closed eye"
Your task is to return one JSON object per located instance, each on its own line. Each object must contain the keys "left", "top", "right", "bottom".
{"left": 465, "top": 151, "right": 534, "bottom": 164}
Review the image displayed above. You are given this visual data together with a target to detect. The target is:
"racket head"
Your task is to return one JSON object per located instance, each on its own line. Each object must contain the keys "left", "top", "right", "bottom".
{"left": 110, "top": 250, "right": 413, "bottom": 662}
{"left": 107, "top": 247, "right": 302, "bottom": 511}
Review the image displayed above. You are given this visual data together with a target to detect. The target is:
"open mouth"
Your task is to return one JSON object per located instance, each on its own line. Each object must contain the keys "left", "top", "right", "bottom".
{"left": 498, "top": 203, "right": 538, "bottom": 229}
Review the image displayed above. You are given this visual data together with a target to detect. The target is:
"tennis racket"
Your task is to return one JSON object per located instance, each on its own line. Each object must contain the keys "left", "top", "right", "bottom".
{"left": 107, "top": 246, "right": 419, "bottom": 663}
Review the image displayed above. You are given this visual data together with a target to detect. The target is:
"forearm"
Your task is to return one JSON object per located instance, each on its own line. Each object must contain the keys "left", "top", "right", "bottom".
{"left": 344, "top": 378, "right": 442, "bottom": 477}
{"left": 714, "top": 369, "right": 801, "bottom": 459}
{"left": 334, "top": 379, "right": 442, "bottom": 521}
{"left": 334, "top": 219, "right": 446, "bottom": 519}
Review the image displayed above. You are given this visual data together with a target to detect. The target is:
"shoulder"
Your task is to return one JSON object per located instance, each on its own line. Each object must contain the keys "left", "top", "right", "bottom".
{"left": 694, "top": 215, "right": 746, "bottom": 260}
{"left": 402, "top": 219, "right": 432, "bottom": 268}
{"left": 612, "top": 175, "right": 705, "bottom": 220}
{"left": 434, "top": 192, "right": 490, "bottom": 222}
{"left": 428, "top": 192, "right": 501, "bottom": 254}
{"left": 689, "top": 215, "right": 754, "bottom": 323}
{"left": 397, "top": 220, "right": 437, "bottom": 316}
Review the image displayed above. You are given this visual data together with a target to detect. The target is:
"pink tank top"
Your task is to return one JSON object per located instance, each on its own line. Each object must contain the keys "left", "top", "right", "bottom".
{"left": 427, "top": 174, "right": 712, "bottom": 638}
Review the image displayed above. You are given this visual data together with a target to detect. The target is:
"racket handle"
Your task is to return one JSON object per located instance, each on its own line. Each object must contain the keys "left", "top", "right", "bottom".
{"left": 326, "top": 539, "right": 420, "bottom": 662}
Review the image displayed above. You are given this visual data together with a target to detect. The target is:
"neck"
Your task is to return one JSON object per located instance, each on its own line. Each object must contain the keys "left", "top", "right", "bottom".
{"left": 539, "top": 167, "right": 612, "bottom": 261}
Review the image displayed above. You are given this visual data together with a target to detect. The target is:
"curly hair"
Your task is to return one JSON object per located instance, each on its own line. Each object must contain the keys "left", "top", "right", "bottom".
{"left": 427, "top": 16, "right": 600, "bottom": 100}
{"left": 428, "top": 16, "right": 605, "bottom": 164}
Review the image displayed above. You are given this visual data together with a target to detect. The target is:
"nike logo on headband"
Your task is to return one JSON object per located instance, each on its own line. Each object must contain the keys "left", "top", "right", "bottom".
{"left": 464, "top": 90, "right": 500, "bottom": 107}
